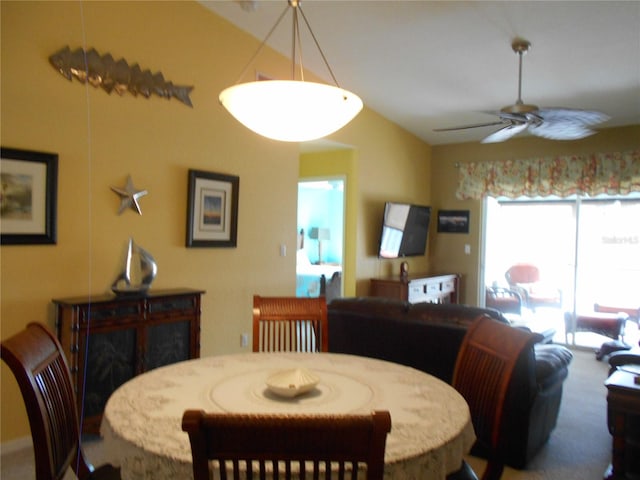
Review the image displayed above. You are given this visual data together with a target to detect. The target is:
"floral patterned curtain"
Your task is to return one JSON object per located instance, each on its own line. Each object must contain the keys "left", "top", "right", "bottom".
{"left": 456, "top": 149, "right": 640, "bottom": 200}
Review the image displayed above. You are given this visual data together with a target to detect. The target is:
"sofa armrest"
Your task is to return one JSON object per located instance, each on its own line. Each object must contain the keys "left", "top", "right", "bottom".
{"left": 533, "top": 344, "right": 573, "bottom": 390}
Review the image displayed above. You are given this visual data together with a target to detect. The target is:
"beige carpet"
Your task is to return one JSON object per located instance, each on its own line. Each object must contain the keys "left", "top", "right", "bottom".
{"left": 0, "top": 348, "right": 613, "bottom": 479}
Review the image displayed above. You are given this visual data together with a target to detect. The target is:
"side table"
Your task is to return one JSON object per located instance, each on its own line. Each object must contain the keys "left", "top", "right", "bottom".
{"left": 604, "top": 367, "right": 640, "bottom": 479}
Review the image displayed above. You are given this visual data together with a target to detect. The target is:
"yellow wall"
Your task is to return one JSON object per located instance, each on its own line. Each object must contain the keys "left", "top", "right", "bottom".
{"left": 431, "top": 125, "right": 640, "bottom": 305}
{"left": 0, "top": 1, "right": 431, "bottom": 442}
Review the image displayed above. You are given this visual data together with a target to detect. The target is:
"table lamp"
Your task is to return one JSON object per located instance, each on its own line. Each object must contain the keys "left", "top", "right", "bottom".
{"left": 309, "top": 227, "right": 330, "bottom": 264}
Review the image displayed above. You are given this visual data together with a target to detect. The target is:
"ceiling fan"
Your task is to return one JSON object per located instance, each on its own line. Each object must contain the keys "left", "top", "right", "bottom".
{"left": 434, "top": 38, "right": 610, "bottom": 143}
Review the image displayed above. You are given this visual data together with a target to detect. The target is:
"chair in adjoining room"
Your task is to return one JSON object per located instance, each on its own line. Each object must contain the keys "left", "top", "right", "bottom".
{"left": 320, "top": 271, "right": 342, "bottom": 304}
{"left": 253, "top": 295, "right": 328, "bottom": 352}
{"left": 1, "top": 322, "right": 121, "bottom": 480}
{"left": 485, "top": 286, "right": 523, "bottom": 318}
{"left": 505, "top": 263, "right": 562, "bottom": 311}
{"left": 447, "top": 316, "right": 542, "bottom": 480}
{"left": 182, "top": 409, "right": 392, "bottom": 480}
{"left": 595, "top": 303, "right": 640, "bottom": 325}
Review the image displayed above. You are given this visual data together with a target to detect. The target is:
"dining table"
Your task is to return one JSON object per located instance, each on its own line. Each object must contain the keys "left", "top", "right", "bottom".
{"left": 100, "top": 352, "right": 476, "bottom": 480}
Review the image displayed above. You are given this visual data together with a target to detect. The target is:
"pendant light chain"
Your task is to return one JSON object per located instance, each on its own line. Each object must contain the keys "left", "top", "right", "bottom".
{"left": 232, "top": 1, "right": 341, "bottom": 87}
{"left": 297, "top": 5, "right": 341, "bottom": 88}
{"left": 232, "top": 4, "right": 290, "bottom": 85}
{"left": 218, "top": 0, "right": 363, "bottom": 142}
{"left": 292, "top": 6, "right": 304, "bottom": 81}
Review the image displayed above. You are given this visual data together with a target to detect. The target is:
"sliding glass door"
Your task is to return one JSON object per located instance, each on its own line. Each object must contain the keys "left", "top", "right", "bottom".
{"left": 574, "top": 197, "right": 640, "bottom": 312}
{"left": 484, "top": 193, "right": 640, "bottom": 347}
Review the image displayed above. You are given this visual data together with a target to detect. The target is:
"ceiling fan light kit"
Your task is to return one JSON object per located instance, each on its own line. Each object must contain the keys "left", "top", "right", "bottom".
{"left": 435, "top": 37, "right": 609, "bottom": 143}
{"left": 219, "top": 0, "right": 363, "bottom": 142}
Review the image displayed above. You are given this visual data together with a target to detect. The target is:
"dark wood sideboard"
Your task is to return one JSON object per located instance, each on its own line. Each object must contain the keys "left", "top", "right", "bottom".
{"left": 53, "top": 288, "right": 204, "bottom": 434}
{"left": 370, "top": 273, "right": 459, "bottom": 304}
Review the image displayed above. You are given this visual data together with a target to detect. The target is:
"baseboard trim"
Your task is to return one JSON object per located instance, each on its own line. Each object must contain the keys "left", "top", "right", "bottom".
{"left": 0, "top": 436, "right": 32, "bottom": 455}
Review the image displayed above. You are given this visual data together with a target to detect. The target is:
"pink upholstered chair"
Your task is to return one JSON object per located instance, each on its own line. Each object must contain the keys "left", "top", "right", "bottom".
{"left": 505, "top": 264, "right": 562, "bottom": 311}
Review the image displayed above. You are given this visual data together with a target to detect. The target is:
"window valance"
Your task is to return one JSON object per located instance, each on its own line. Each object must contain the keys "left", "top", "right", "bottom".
{"left": 456, "top": 149, "right": 640, "bottom": 200}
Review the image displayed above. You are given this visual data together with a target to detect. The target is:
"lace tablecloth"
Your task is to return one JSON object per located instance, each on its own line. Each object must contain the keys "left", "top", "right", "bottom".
{"left": 101, "top": 352, "right": 475, "bottom": 480}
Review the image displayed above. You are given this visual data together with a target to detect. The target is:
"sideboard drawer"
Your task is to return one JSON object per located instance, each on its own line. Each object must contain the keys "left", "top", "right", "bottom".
{"left": 442, "top": 278, "right": 456, "bottom": 294}
{"left": 79, "top": 301, "right": 142, "bottom": 325}
{"left": 407, "top": 281, "right": 429, "bottom": 303}
{"left": 426, "top": 282, "right": 441, "bottom": 294}
{"left": 147, "top": 294, "right": 200, "bottom": 318}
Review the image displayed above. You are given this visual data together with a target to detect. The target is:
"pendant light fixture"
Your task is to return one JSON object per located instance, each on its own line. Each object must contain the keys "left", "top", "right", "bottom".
{"left": 219, "top": 0, "right": 363, "bottom": 142}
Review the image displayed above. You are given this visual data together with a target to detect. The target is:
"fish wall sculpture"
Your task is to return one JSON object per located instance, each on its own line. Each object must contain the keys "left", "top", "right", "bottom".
{"left": 49, "top": 46, "right": 194, "bottom": 107}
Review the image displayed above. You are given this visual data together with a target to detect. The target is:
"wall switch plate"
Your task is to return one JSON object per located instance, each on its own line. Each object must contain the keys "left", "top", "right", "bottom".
{"left": 464, "top": 244, "right": 471, "bottom": 255}
{"left": 240, "top": 333, "right": 249, "bottom": 347}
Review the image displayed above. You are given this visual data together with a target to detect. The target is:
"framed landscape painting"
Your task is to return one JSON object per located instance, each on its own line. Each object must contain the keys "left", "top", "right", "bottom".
{"left": 186, "top": 169, "right": 239, "bottom": 248}
{"left": 1, "top": 147, "right": 58, "bottom": 245}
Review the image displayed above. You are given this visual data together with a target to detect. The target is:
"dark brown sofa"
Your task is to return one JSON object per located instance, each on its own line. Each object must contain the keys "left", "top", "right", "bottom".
{"left": 327, "top": 297, "right": 573, "bottom": 469}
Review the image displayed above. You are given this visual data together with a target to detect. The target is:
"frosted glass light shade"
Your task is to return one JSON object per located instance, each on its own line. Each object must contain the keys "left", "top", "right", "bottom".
{"left": 219, "top": 80, "right": 363, "bottom": 142}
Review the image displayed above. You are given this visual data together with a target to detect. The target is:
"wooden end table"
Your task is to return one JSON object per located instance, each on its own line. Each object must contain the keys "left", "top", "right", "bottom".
{"left": 604, "top": 367, "right": 640, "bottom": 480}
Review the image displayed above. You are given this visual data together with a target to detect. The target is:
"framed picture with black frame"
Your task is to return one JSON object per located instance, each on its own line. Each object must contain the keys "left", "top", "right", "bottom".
{"left": 186, "top": 169, "right": 239, "bottom": 248}
{"left": 1, "top": 147, "right": 58, "bottom": 245}
{"left": 437, "top": 209, "right": 470, "bottom": 234}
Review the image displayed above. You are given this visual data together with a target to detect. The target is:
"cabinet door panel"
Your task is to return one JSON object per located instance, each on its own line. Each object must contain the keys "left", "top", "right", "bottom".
{"left": 83, "top": 328, "right": 137, "bottom": 418}
{"left": 146, "top": 320, "right": 191, "bottom": 371}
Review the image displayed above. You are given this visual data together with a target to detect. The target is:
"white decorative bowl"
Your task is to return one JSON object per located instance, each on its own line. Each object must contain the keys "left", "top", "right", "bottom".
{"left": 266, "top": 368, "right": 320, "bottom": 398}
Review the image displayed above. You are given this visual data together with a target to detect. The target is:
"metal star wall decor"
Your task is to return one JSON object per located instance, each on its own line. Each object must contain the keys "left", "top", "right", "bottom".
{"left": 111, "top": 175, "right": 148, "bottom": 215}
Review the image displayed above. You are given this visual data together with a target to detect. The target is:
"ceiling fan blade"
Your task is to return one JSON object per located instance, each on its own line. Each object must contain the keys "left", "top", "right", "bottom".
{"left": 529, "top": 108, "right": 609, "bottom": 140}
{"left": 537, "top": 108, "right": 610, "bottom": 126}
{"left": 528, "top": 122, "right": 596, "bottom": 140}
{"left": 481, "top": 122, "right": 528, "bottom": 144}
{"left": 433, "top": 120, "right": 506, "bottom": 132}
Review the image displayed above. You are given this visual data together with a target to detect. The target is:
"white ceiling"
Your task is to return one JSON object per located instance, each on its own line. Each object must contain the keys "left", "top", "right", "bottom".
{"left": 201, "top": 1, "right": 640, "bottom": 146}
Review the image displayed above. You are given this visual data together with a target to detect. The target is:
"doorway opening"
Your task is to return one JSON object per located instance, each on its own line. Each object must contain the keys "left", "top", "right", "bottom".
{"left": 296, "top": 178, "right": 344, "bottom": 301}
{"left": 483, "top": 193, "right": 640, "bottom": 349}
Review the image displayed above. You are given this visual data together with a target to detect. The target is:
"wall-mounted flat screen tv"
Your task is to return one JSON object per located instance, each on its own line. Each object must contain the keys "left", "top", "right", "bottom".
{"left": 378, "top": 202, "right": 432, "bottom": 258}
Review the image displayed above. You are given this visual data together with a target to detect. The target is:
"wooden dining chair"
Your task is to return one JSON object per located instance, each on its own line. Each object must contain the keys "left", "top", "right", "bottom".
{"left": 252, "top": 295, "right": 329, "bottom": 352}
{"left": 1, "top": 322, "right": 121, "bottom": 480}
{"left": 447, "top": 316, "right": 541, "bottom": 480}
{"left": 182, "top": 409, "right": 392, "bottom": 480}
